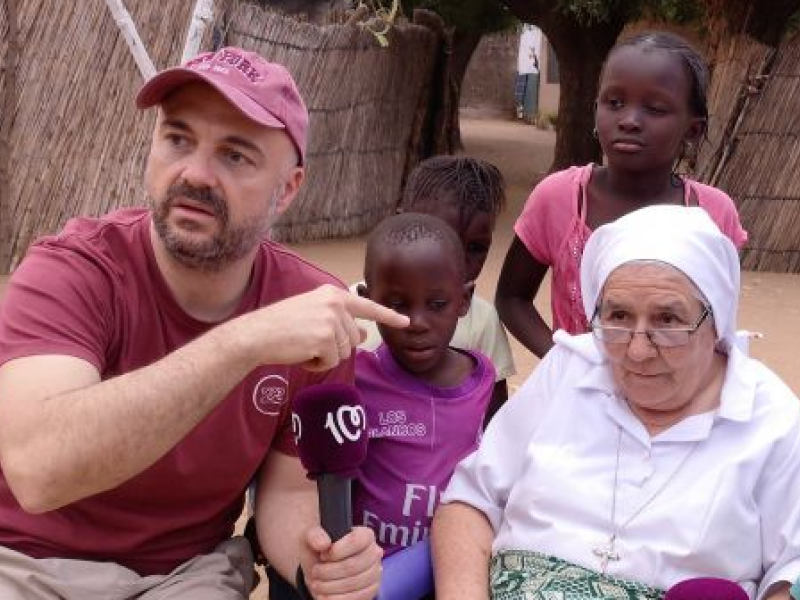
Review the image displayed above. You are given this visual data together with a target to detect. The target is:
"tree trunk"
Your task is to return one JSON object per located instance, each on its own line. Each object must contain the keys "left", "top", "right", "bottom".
{"left": 503, "top": 1, "right": 628, "bottom": 171}
{"left": 543, "top": 15, "right": 626, "bottom": 171}
{"left": 447, "top": 29, "right": 484, "bottom": 151}
{"left": 409, "top": 8, "right": 461, "bottom": 159}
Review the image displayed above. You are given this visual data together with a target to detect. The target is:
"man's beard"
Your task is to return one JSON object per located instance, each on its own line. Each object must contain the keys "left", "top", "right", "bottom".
{"left": 151, "top": 183, "right": 271, "bottom": 272}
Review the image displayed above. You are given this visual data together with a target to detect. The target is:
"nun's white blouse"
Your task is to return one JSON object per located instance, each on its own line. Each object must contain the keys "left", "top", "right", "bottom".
{"left": 443, "top": 332, "right": 800, "bottom": 599}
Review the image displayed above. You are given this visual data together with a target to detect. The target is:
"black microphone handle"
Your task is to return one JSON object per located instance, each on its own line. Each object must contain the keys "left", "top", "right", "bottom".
{"left": 316, "top": 472, "right": 353, "bottom": 543}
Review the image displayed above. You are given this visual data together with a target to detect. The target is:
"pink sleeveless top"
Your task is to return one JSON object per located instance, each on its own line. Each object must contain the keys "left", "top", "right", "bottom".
{"left": 514, "top": 165, "right": 747, "bottom": 335}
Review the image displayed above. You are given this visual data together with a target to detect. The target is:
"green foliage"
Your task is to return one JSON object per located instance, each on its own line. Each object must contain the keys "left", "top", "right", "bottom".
{"left": 553, "top": 0, "right": 703, "bottom": 26}
{"left": 555, "top": 0, "right": 636, "bottom": 24}
{"left": 788, "top": 8, "right": 800, "bottom": 35}
{"left": 392, "top": 0, "right": 703, "bottom": 34}
{"left": 642, "top": 0, "right": 705, "bottom": 24}
{"left": 399, "top": 0, "right": 517, "bottom": 34}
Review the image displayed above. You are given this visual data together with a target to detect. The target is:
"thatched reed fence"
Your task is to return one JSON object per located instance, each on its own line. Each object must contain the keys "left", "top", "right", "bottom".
{"left": 217, "top": 3, "right": 441, "bottom": 242}
{"left": 696, "top": 33, "right": 800, "bottom": 273}
{"left": 0, "top": 1, "right": 448, "bottom": 273}
{"left": 0, "top": 1, "right": 191, "bottom": 273}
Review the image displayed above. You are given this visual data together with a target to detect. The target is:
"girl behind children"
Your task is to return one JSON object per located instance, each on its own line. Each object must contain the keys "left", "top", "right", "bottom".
{"left": 496, "top": 31, "right": 747, "bottom": 358}
{"left": 357, "top": 156, "right": 514, "bottom": 420}
{"left": 354, "top": 213, "right": 495, "bottom": 567}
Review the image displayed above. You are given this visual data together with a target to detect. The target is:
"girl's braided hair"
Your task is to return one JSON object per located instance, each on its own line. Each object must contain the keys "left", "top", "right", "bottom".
{"left": 400, "top": 156, "right": 506, "bottom": 230}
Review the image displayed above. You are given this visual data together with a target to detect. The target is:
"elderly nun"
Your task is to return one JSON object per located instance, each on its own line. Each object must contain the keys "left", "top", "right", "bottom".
{"left": 432, "top": 206, "right": 800, "bottom": 600}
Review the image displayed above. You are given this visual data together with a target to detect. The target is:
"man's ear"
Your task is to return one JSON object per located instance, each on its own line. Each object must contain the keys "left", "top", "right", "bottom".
{"left": 460, "top": 281, "right": 475, "bottom": 317}
{"left": 274, "top": 166, "right": 305, "bottom": 215}
{"left": 356, "top": 283, "right": 370, "bottom": 299}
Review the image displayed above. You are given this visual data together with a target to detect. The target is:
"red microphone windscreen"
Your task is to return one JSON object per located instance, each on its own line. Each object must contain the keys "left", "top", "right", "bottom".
{"left": 665, "top": 578, "right": 749, "bottom": 600}
{"left": 291, "top": 383, "right": 368, "bottom": 479}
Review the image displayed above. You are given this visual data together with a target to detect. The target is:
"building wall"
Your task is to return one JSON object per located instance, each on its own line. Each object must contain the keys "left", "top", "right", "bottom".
{"left": 461, "top": 31, "right": 520, "bottom": 117}
{"left": 537, "top": 39, "right": 560, "bottom": 118}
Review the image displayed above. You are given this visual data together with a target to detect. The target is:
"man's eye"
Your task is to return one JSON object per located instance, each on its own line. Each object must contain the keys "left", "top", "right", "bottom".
{"left": 430, "top": 300, "right": 448, "bottom": 311}
{"left": 226, "top": 150, "right": 250, "bottom": 165}
{"left": 166, "top": 133, "right": 186, "bottom": 147}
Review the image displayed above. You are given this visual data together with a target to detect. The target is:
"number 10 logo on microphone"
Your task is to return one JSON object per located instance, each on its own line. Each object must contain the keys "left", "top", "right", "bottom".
{"left": 292, "top": 405, "right": 366, "bottom": 446}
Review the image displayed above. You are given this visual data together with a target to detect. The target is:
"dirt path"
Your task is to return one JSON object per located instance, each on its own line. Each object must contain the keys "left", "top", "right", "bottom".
{"left": 290, "top": 117, "right": 800, "bottom": 394}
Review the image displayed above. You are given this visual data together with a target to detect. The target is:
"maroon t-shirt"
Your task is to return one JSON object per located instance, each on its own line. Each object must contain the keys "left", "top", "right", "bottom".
{"left": 0, "top": 208, "right": 352, "bottom": 575}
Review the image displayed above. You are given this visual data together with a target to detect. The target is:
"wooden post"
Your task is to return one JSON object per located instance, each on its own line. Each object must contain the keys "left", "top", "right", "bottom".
{"left": 183, "top": 0, "right": 215, "bottom": 63}
{"left": 0, "top": 0, "right": 18, "bottom": 273}
{"left": 103, "top": 0, "right": 156, "bottom": 80}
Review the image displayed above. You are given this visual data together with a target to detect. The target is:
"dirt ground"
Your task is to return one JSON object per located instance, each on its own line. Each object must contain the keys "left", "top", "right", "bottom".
{"left": 290, "top": 117, "right": 800, "bottom": 395}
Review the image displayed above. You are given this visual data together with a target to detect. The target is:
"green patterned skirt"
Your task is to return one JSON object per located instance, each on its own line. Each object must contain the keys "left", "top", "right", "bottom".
{"left": 490, "top": 550, "right": 665, "bottom": 600}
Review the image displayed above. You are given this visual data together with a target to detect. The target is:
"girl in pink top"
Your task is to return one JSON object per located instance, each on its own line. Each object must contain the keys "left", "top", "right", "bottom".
{"left": 496, "top": 31, "right": 747, "bottom": 358}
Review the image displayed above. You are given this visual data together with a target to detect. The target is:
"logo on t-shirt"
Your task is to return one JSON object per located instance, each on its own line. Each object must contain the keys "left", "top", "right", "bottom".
{"left": 252, "top": 374, "right": 289, "bottom": 415}
{"left": 368, "top": 410, "right": 427, "bottom": 438}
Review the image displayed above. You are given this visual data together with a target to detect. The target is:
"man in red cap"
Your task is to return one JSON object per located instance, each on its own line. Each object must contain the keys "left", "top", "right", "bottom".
{"left": 0, "top": 47, "right": 406, "bottom": 598}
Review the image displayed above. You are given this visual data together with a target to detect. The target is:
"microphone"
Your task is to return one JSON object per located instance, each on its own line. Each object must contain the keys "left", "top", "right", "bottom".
{"left": 291, "top": 383, "right": 368, "bottom": 542}
{"left": 665, "top": 578, "right": 748, "bottom": 600}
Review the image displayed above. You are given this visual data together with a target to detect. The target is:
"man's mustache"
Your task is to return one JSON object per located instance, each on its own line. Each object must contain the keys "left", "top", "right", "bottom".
{"left": 164, "top": 183, "right": 228, "bottom": 222}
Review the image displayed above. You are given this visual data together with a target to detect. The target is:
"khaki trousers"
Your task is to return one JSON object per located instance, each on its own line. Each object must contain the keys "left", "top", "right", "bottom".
{"left": 0, "top": 536, "right": 255, "bottom": 599}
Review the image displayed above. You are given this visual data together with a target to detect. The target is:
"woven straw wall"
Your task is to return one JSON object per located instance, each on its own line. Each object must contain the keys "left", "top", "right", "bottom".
{"left": 0, "top": 1, "right": 192, "bottom": 272}
{"left": 217, "top": 3, "right": 440, "bottom": 242}
{"left": 696, "top": 34, "right": 800, "bottom": 272}
{"left": 0, "top": 1, "right": 440, "bottom": 272}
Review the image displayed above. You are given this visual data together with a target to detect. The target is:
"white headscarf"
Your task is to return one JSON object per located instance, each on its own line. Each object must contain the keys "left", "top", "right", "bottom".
{"left": 580, "top": 206, "right": 741, "bottom": 349}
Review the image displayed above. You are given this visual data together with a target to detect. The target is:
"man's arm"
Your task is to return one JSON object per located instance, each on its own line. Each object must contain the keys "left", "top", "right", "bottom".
{"left": 255, "top": 451, "right": 382, "bottom": 600}
{"left": 254, "top": 450, "right": 318, "bottom": 583}
{"left": 431, "top": 502, "right": 494, "bottom": 600}
{"left": 0, "top": 285, "right": 408, "bottom": 513}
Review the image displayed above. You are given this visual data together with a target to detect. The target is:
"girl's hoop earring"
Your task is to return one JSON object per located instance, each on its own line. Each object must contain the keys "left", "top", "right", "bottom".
{"left": 592, "top": 127, "right": 599, "bottom": 140}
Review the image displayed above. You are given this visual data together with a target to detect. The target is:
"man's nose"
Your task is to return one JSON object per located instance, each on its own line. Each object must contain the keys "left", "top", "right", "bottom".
{"left": 180, "top": 151, "right": 218, "bottom": 189}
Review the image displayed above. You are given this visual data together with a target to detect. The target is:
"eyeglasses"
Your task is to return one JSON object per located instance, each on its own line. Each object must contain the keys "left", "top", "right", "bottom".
{"left": 591, "top": 306, "right": 712, "bottom": 348}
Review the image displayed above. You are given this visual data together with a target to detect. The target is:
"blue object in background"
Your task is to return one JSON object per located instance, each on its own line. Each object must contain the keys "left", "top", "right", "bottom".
{"left": 514, "top": 72, "right": 539, "bottom": 121}
{"left": 376, "top": 538, "right": 434, "bottom": 600}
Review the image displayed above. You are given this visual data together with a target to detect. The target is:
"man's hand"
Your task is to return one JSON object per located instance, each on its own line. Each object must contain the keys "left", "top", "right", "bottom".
{"left": 299, "top": 525, "right": 383, "bottom": 600}
{"left": 232, "top": 284, "right": 409, "bottom": 372}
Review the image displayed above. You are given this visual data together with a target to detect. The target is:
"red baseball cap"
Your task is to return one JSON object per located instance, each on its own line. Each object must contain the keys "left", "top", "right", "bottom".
{"left": 136, "top": 47, "right": 308, "bottom": 164}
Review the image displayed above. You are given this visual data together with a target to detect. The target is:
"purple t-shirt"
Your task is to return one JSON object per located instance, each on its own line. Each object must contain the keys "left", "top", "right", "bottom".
{"left": 354, "top": 344, "right": 494, "bottom": 556}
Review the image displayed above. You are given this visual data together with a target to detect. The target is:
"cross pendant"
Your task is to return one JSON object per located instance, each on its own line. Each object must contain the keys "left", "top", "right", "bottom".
{"left": 592, "top": 536, "right": 620, "bottom": 574}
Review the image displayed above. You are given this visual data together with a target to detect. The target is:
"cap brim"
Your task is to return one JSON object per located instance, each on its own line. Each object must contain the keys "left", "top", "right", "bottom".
{"left": 135, "top": 67, "right": 286, "bottom": 130}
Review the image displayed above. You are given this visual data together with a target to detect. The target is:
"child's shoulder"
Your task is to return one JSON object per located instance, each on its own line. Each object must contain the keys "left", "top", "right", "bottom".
{"left": 518, "top": 165, "right": 590, "bottom": 227}
{"left": 524, "top": 165, "right": 591, "bottom": 210}
{"left": 534, "top": 164, "right": 591, "bottom": 193}
{"left": 685, "top": 177, "right": 734, "bottom": 203}
{"left": 457, "top": 347, "right": 497, "bottom": 388}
